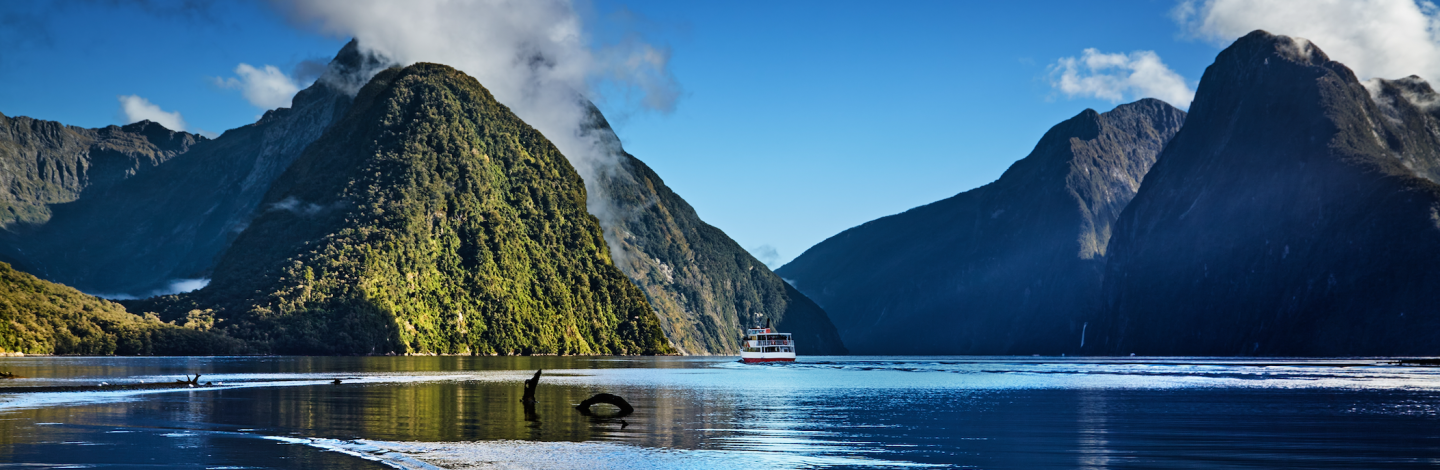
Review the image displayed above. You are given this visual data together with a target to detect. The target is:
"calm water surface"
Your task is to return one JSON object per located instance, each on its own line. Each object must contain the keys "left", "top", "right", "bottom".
{"left": 0, "top": 356, "right": 1437, "bottom": 469}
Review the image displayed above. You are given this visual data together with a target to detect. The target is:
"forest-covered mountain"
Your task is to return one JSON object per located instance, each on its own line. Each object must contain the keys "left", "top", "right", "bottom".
{"left": 777, "top": 100, "right": 1184, "bottom": 354}
{"left": 584, "top": 110, "right": 846, "bottom": 355}
{"left": 127, "top": 63, "right": 673, "bottom": 355}
{"left": 1087, "top": 31, "right": 1440, "bottom": 355}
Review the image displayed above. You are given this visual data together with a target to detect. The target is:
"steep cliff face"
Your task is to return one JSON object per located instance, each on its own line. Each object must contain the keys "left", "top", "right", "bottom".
{"left": 129, "top": 64, "right": 674, "bottom": 356}
{"left": 583, "top": 112, "right": 846, "bottom": 355}
{"left": 778, "top": 99, "right": 1184, "bottom": 354}
{"left": 1090, "top": 31, "right": 1440, "bottom": 356}
{"left": 6, "top": 41, "right": 376, "bottom": 296}
{"left": 0, "top": 116, "right": 199, "bottom": 230}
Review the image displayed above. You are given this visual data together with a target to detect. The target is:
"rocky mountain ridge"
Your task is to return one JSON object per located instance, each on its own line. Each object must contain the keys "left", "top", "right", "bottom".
{"left": 1089, "top": 30, "right": 1440, "bottom": 355}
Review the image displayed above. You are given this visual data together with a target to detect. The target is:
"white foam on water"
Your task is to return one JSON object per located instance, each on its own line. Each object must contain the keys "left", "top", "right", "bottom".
{"left": 267, "top": 436, "right": 944, "bottom": 470}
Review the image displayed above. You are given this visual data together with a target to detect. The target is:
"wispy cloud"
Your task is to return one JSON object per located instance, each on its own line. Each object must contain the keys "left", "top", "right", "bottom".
{"left": 749, "top": 244, "right": 781, "bottom": 268}
{"left": 1174, "top": 0, "right": 1440, "bottom": 82}
{"left": 1049, "top": 49, "right": 1196, "bottom": 109}
{"left": 216, "top": 63, "right": 303, "bottom": 110}
{"left": 117, "top": 94, "right": 189, "bottom": 131}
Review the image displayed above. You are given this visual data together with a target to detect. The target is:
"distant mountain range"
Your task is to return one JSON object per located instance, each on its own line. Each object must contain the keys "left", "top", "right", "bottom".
{"left": 778, "top": 99, "right": 1185, "bottom": 354}
{"left": 0, "top": 40, "right": 844, "bottom": 356}
{"left": 782, "top": 30, "right": 1440, "bottom": 356}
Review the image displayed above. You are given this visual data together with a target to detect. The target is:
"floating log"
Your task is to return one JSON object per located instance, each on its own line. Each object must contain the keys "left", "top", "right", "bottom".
{"left": 575, "top": 393, "right": 634, "bottom": 417}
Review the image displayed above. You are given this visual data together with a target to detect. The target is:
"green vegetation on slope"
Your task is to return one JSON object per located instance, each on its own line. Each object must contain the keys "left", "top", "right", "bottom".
{"left": 0, "top": 262, "right": 242, "bottom": 355}
{"left": 131, "top": 63, "right": 673, "bottom": 356}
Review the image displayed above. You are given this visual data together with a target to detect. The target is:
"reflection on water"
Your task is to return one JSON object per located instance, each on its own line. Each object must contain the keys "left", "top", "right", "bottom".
{"left": 0, "top": 357, "right": 1438, "bottom": 468}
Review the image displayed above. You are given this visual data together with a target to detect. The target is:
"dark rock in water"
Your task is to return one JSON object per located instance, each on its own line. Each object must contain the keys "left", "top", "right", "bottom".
{"left": 1088, "top": 30, "right": 1440, "bottom": 356}
{"left": 583, "top": 108, "right": 847, "bottom": 356}
{"left": 778, "top": 99, "right": 1184, "bottom": 354}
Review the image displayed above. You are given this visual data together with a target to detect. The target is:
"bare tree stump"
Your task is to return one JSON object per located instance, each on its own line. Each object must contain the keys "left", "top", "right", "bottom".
{"left": 575, "top": 393, "right": 634, "bottom": 417}
{"left": 521, "top": 369, "right": 542, "bottom": 404}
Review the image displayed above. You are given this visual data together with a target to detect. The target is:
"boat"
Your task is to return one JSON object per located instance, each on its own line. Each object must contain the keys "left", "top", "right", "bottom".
{"left": 740, "top": 319, "right": 795, "bottom": 363}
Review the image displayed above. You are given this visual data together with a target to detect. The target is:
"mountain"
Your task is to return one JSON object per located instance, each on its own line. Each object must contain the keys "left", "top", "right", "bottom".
{"left": 0, "top": 36, "right": 838, "bottom": 356}
{"left": 1087, "top": 31, "right": 1440, "bottom": 356}
{"left": 128, "top": 63, "right": 674, "bottom": 356}
{"left": 2, "top": 40, "right": 379, "bottom": 296}
{"left": 583, "top": 110, "right": 847, "bottom": 355}
{"left": 778, "top": 99, "right": 1185, "bottom": 354}
{"left": 0, "top": 115, "right": 199, "bottom": 232}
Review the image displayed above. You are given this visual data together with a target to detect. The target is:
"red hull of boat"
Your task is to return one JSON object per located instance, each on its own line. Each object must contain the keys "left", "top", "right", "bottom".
{"left": 741, "top": 357, "right": 795, "bottom": 363}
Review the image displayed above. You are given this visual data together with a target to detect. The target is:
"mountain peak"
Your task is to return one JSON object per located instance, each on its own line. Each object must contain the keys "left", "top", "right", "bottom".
{"left": 315, "top": 38, "right": 396, "bottom": 97}
{"left": 1093, "top": 31, "right": 1440, "bottom": 355}
{"left": 1228, "top": 30, "right": 1330, "bottom": 67}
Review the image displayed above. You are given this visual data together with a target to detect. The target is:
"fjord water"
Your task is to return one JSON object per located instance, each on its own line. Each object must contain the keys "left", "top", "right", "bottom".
{"left": 1, "top": 357, "right": 1438, "bottom": 469}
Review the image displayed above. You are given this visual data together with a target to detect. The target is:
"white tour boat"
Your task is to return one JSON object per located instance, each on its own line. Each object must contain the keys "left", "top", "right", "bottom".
{"left": 740, "top": 320, "right": 795, "bottom": 363}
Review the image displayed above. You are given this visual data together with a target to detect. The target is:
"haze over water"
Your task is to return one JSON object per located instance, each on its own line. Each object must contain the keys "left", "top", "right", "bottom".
{"left": 1, "top": 356, "right": 1438, "bottom": 469}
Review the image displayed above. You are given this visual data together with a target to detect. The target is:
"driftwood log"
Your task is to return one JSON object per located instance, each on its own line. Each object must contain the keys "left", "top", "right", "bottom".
{"left": 575, "top": 393, "right": 634, "bottom": 417}
{"left": 521, "top": 370, "right": 542, "bottom": 404}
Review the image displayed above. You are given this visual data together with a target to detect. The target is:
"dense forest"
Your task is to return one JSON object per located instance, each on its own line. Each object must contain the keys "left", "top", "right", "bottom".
{"left": 0, "top": 262, "right": 241, "bottom": 355}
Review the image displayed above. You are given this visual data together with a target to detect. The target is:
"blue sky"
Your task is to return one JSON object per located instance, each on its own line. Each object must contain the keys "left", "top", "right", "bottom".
{"left": 2, "top": 0, "right": 1436, "bottom": 267}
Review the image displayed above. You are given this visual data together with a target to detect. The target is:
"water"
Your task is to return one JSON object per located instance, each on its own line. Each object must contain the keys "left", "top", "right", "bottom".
{"left": 0, "top": 356, "right": 1438, "bottom": 469}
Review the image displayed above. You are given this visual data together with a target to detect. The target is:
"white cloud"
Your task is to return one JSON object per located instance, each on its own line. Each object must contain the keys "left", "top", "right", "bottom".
{"left": 216, "top": 63, "right": 303, "bottom": 109}
{"left": 117, "top": 94, "right": 189, "bottom": 132}
{"left": 88, "top": 278, "right": 209, "bottom": 300}
{"left": 748, "top": 244, "right": 781, "bottom": 268}
{"left": 1174, "top": 0, "right": 1440, "bottom": 82}
{"left": 1049, "top": 49, "right": 1196, "bottom": 108}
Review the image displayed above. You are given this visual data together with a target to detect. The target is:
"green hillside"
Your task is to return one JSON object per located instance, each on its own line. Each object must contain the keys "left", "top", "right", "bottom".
{"left": 0, "top": 262, "right": 241, "bottom": 355}
{"left": 130, "top": 63, "right": 673, "bottom": 356}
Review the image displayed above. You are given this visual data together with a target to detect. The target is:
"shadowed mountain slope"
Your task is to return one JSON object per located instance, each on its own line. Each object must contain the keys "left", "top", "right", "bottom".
{"left": 1088, "top": 31, "right": 1440, "bottom": 356}
{"left": 778, "top": 99, "right": 1184, "bottom": 354}
{"left": 0, "top": 115, "right": 199, "bottom": 231}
